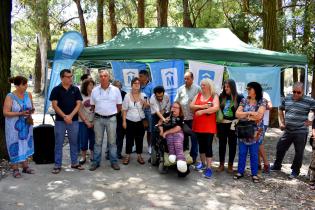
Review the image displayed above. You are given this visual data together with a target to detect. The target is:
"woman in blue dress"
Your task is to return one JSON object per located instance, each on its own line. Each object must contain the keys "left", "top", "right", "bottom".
{"left": 3, "top": 76, "right": 35, "bottom": 178}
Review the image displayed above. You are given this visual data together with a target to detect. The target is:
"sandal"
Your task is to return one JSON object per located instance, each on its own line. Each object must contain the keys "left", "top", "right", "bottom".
{"left": 12, "top": 169, "right": 21, "bottom": 178}
{"left": 52, "top": 167, "right": 61, "bottom": 174}
{"left": 252, "top": 175, "right": 260, "bottom": 183}
{"left": 123, "top": 156, "right": 130, "bottom": 165}
{"left": 137, "top": 156, "right": 145, "bottom": 165}
{"left": 22, "top": 167, "right": 35, "bottom": 174}
{"left": 233, "top": 173, "right": 244, "bottom": 180}
{"left": 79, "top": 158, "right": 86, "bottom": 165}
{"left": 71, "top": 164, "right": 84, "bottom": 170}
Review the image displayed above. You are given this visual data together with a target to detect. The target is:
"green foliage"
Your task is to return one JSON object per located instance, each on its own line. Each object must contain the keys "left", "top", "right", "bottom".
{"left": 11, "top": 0, "right": 315, "bottom": 77}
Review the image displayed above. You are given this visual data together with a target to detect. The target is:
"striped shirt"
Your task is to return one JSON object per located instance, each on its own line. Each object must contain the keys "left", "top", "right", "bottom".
{"left": 279, "top": 95, "right": 315, "bottom": 133}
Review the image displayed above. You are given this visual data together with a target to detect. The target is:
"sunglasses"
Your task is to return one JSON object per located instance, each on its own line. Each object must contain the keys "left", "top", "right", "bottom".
{"left": 293, "top": 91, "right": 302, "bottom": 94}
{"left": 246, "top": 87, "right": 252, "bottom": 91}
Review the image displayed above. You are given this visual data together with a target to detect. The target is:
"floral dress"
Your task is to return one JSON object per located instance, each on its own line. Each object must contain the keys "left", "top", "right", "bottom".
{"left": 238, "top": 98, "right": 266, "bottom": 145}
{"left": 5, "top": 92, "right": 34, "bottom": 163}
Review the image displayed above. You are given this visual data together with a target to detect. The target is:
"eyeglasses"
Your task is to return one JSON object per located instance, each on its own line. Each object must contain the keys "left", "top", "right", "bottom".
{"left": 63, "top": 75, "right": 73, "bottom": 79}
{"left": 293, "top": 91, "right": 302, "bottom": 94}
{"left": 172, "top": 106, "right": 180, "bottom": 109}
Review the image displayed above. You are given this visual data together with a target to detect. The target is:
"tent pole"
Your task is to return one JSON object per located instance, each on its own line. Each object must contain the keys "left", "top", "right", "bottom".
{"left": 42, "top": 60, "right": 49, "bottom": 124}
{"left": 305, "top": 64, "right": 308, "bottom": 95}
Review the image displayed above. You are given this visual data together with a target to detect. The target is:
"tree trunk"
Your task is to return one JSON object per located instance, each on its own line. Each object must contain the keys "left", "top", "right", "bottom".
{"left": 183, "top": 0, "right": 193, "bottom": 27}
{"left": 97, "top": 0, "right": 104, "bottom": 44}
{"left": 291, "top": 0, "right": 298, "bottom": 84}
{"left": 262, "top": 0, "right": 278, "bottom": 51}
{"left": 157, "top": 0, "right": 168, "bottom": 27}
{"left": 301, "top": 0, "right": 311, "bottom": 88}
{"left": 33, "top": 0, "right": 51, "bottom": 95}
{"left": 137, "top": 0, "right": 145, "bottom": 27}
{"left": 312, "top": 52, "right": 315, "bottom": 99}
{"left": 277, "top": 0, "right": 284, "bottom": 51}
{"left": 300, "top": 68, "right": 305, "bottom": 84}
{"left": 293, "top": 67, "right": 298, "bottom": 82}
{"left": 34, "top": 37, "right": 41, "bottom": 93}
{"left": 242, "top": 0, "right": 249, "bottom": 43}
{"left": 262, "top": 0, "right": 279, "bottom": 128}
{"left": 108, "top": 0, "right": 117, "bottom": 38}
{"left": 74, "top": 0, "right": 88, "bottom": 46}
{"left": 0, "top": 0, "right": 12, "bottom": 160}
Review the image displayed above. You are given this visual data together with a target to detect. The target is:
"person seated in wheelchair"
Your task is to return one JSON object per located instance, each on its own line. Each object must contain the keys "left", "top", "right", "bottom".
{"left": 157, "top": 102, "right": 188, "bottom": 173}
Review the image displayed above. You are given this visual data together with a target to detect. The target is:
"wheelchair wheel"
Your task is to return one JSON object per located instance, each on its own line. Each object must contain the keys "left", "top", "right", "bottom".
{"left": 158, "top": 161, "right": 168, "bottom": 174}
{"left": 150, "top": 146, "right": 158, "bottom": 166}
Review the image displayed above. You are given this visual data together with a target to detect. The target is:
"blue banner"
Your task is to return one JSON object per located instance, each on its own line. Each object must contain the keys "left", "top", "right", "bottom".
{"left": 227, "top": 67, "right": 281, "bottom": 106}
{"left": 149, "top": 60, "right": 185, "bottom": 103}
{"left": 44, "top": 31, "right": 84, "bottom": 114}
{"left": 111, "top": 61, "right": 146, "bottom": 92}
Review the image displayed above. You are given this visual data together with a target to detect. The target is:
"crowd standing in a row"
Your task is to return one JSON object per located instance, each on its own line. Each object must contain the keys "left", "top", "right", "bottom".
{"left": 3, "top": 70, "right": 315, "bottom": 190}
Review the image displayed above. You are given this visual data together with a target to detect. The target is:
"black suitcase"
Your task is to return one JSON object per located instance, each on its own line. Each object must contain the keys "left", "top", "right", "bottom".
{"left": 33, "top": 124, "right": 55, "bottom": 164}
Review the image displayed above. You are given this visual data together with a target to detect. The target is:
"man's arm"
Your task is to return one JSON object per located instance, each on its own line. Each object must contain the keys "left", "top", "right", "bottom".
{"left": 52, "top": 100, "right": 66, "bottom": 119}
{"left": 117, "top": 104, "right": 122, "bottom": 113}
{"left": 278, "top": 108, "right": 285, "bottom": 130}
{"left": 69, "top": 100, "right": 82, "bottom": 119}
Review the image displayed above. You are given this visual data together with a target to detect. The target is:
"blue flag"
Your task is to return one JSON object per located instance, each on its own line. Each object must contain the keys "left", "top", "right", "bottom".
{"left": 44, "top": 31, "right": 84, "bottom": 114}
{"left": 149, "top": 60, "right": 185, "bottom": 103}
{"left": 111, "top": 61, "right": 146, "bottom": 92}
{"left": 228, "top": 67, "right": 281, "bottom": 106}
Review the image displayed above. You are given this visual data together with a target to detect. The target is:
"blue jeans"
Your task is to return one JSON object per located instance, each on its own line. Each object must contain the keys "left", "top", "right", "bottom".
{"left": 184, "top": 120, "right": 198, "bottom": 161}
{"left": 93, "top": 115, "right": 118, "bottom": 166}
{"left": 54, "top": 121, "right": 79, "bottom": 167}
{"left": 78, "top": 122, "right": 95, "bottom": 151}
{"left": 237, "top": 141, "right": 259, "bottom": 176}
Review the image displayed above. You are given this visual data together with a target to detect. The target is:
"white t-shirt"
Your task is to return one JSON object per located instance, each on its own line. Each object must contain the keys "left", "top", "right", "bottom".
{"left": 263, "top": 92, "right": 271, "bottom": 126}
{"left": 79, "top": 94, "right": 94, "bottom": 122}
{"left": 90, "top": 84, "right": 122, "bottom": 116}
{"left": 150, "top": 93, "right": 170, "bottom": 115}
{"left": 122, "top": 93, "right": 146, "bottom": 122}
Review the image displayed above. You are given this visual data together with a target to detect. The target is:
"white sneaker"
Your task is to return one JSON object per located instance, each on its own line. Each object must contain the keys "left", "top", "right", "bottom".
{"left": 168, "top": 155, "right": 176, "bottom": 163}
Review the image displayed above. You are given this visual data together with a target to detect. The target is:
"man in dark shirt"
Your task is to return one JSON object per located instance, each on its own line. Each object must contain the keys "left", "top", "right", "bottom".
{"left": 49, "top": 69, "right": 83, "bottom": 174}
{"left": 272, "top": 82, "right": 315, "bottom": 179}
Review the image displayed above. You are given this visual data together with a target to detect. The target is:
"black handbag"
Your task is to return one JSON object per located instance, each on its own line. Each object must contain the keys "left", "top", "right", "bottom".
{"left": 235, "top": 120, "right": 256, "bottom": 139}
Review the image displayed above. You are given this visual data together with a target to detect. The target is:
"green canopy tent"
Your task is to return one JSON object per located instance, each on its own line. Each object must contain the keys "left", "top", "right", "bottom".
{"left": 67, "top": 27, "right": 307, "bottom": 66}
{"left": 47, "top": 27, "right": 308, "bottom": 90}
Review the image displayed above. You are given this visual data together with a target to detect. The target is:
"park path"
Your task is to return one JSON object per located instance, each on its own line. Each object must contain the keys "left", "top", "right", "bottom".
{"left": 0, "top": 93, "right": 314, "bottom": 210}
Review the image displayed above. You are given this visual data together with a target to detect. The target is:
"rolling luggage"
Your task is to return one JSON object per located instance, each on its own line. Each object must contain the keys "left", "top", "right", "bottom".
{"left": 33, "top": 124, "right": 55, "bottom": 164}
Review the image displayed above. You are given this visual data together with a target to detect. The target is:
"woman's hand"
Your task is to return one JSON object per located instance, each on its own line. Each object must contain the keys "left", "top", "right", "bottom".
{"left": 86, "top": 122, "right": 93, "bottom": 128}
{"left": 20, "top": 110, "right": 31, "bottom": 117}
{"left": 195, "top": 110, "right": 203, "bottom": 116}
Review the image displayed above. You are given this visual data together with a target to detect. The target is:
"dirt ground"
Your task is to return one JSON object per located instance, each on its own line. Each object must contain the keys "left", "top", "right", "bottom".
{"left": 0, "top": 94, "right": 314, "bottom": 210}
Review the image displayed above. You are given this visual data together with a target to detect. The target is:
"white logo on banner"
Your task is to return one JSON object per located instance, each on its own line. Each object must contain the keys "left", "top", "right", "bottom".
{"left": 62, "top": 39, "right": 77, "bottom": 56}
{"left": 161, "top": 68, "right": 178, "bottom": 90}
{"left": 123, "top": 69, "right": 139, "bottom": 87}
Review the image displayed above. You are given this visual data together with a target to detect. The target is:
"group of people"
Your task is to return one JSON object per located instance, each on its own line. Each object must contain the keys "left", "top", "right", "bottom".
{"left": 3, "top": 69, "right": 315, "bottom": 189}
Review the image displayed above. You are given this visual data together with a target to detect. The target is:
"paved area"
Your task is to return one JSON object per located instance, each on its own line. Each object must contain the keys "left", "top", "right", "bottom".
{"left": 0, "top": 95, "right": 314, "bottom": 209}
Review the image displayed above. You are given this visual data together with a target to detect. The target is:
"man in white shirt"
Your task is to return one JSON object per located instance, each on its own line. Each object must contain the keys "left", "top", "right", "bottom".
{"left": 150, "top": 86, "right": 171, "bottom": 123}
{"left": 89, "top": 70, "right": 122, "bottom": 171}
{"left": 174, "top": 71, "right": 200, "bottom": 162}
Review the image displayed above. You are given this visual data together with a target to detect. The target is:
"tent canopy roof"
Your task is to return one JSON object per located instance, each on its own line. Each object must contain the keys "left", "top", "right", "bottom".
{"left": 53, "top": 27, "right": 308, "bottom": 65}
